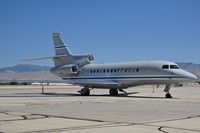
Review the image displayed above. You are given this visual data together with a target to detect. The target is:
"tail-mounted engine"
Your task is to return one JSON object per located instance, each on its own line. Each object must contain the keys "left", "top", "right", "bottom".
{"left": 50, "top": 64, "right": 79, "bottom": 77}
{"left": 73, "top": 54, "right": 94, "bottom": 66}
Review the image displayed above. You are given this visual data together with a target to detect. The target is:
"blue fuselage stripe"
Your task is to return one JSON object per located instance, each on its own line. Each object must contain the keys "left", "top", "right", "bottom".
{"left": 63, "top": 76, "right": 185, "bottom": 80}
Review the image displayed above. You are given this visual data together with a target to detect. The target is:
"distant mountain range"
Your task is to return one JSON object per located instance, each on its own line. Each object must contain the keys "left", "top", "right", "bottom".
{"left": 0, "top": 64, "right": 59, "bottom": 81}
{"left": 0, "top": 64, "right": 51, "bottom": 73}
{"left": 0, "top": 63, "right": 199, "bottom": 81}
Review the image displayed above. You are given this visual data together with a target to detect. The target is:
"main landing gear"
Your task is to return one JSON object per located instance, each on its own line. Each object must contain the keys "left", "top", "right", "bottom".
{"left": 109, "top": 89, "right": 118, "bottom": 96}
{"left": 164, "top": 84, "right": 172, "bottom": 98}
{"left": 79, "top": 88, "right": 127, "bottom": 96}
{"left": 80, "top": 87, "right": 90, "bottom": 96}
{"left": 109, "top": 88, "right": 127, "bottom": 96}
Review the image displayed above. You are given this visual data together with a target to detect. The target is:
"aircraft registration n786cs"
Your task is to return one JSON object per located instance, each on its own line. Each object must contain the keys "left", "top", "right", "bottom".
{"left": 26, "top": 33, "right": 198, "bottom": 98}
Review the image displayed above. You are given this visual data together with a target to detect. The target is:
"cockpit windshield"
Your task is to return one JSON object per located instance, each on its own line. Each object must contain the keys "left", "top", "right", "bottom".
{"left": 162, "top": 65, "right": 169, "bottom": 69}
{"left": 170, "top": 65, "right": 179, "bottom": 69}
{"left": 162, "top": 64, "right": 180, "bottom": 69}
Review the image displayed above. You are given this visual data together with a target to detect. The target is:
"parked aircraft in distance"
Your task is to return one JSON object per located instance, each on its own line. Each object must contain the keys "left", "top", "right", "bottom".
{"left": 26, "top": 33, "right": 198, "bottom": 98}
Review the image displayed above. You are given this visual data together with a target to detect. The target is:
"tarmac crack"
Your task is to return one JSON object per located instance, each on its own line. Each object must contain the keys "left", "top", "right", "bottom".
{"left": 135, "top": 115, "right": 200, "bottom": 133}
{"left": 153, "top": 125, "right": 200, "bottom": 133}
{"left": 141, "top": 115, "right": 200, "bottom": 124}
{"left": 23, "top": 123, "right": 130, "bottom": 133}
{"left": 35, "top": 114, "right": 105, "bottom": 123}
{"left": 158, "top": 126, "right": 168, "bottom": 133}
{"left": 0, "top": 112, "right": 49, "bottom": 122}
{"left": 1, "top": 111, "right": 200, "bottom": 132}
{"left": 0, "top": 111, "right": 132, "bottom": 133}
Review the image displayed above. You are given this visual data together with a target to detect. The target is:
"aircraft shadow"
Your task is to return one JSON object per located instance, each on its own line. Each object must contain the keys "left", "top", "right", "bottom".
{"left": 41, "top": 92, "right": 175, "bottom": 99}
{"left": 0, "top": 92, "right": 178, "bottom": 99}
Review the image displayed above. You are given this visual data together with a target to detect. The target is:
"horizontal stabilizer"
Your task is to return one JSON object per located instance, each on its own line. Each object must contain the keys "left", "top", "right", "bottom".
{"left": 21, "top": 55, "right": 68, "bottom": 61}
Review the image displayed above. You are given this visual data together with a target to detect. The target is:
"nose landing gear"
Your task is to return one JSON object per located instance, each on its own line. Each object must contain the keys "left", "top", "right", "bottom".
{"left": 164, "top": 84, "right": 172, "bottom": 98}
{"left": 165, "top": 93, "right": 172, "bottom": 98}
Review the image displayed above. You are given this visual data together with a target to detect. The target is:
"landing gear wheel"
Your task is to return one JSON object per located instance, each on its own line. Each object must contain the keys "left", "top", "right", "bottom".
{"left": 165, "top": 93, "right": 172, "bottom": 98}
{"left": 164, "top": 85, "right": 172, "bottom": 98}
{"left": 109, "top": 89, "right": 118, "bottom": 96}
{"left": 80, "top": 88, "right": 90, "bottom": 96}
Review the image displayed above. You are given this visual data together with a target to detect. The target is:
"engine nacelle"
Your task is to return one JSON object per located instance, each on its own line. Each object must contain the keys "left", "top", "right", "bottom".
{"left": 73, "top": 54, "right": 94, "bottom": 66}
{"left": 87, "top": 54, "right": 94, "bottom": 61}
{"left": 50, "top": 64, "right": 79, "bottom": 77}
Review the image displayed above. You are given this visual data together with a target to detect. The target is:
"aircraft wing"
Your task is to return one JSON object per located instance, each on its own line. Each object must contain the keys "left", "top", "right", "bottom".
{"left": 73, "top": 80, "right": 119, "bottom": 88}
{"left": 0, "top": 80, "right": 69, "bottom": 84}
{"left": 24, "top": 79, "right": 119, "bottom": 87}
{"left": 0, "top": 79, "right": 119, "bottom": 88}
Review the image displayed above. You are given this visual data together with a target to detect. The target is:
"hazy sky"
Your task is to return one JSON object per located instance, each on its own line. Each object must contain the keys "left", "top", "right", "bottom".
{"left": 0, "top": 0, "right": 200, "bottom": 67}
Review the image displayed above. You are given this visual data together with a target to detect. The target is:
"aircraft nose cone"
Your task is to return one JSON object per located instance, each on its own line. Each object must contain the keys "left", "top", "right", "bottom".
{"left": 190, "top": 73, "right": 198, "bottom": 80}
{"left": 185, "top": 71, "right": 198, "bottom": 80}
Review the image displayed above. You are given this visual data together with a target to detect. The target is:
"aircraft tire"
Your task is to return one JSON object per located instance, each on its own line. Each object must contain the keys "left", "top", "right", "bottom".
{"left": 165, "top": 93, "right": 172, "bottom": 98}
{"left": 109, "top": 89, "right": 118, "bottom": 96}
{"left": 80, "top": 88, "right": 90, "bottom": 96}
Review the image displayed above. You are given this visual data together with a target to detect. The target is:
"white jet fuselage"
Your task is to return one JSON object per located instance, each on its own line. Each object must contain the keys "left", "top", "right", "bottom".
{"left": 51, "top": 60, "right": 197, "bottom": 89}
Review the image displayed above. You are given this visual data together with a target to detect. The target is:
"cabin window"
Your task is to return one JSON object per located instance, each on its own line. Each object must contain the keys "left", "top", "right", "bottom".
{"left": 90, "top": 70, "right": 93, "bottom": 73}
{"left": 93, "top": 70, "right": 96, "bottom": 73}
{"left": 103, "top": 69, "right": 106, "bottom": 73}
{"left": 136, "top": 68, "right": 139, "bottom": 72}
{"left": 107, "top": 69, "right": 110, "bottom": 73}
{"left": 114, "top": 69, "right": 117, "bottom": 72}
{"left": 125, "top": 68, "right": 127, "bottom": 72}
{"left": 121, "top": 68, "right": 124, "bottom": 72}
{"left": 97, "top": 70, "right": 99, "bottom": 73}
{"left": 132, "top": 68, "right": 135, "bottom": 72}
{"left": 110, "top": 69, "right": 113, "bottom": 73}
{"left": 117, "top": 69, "right": 120, "bottom": 72}
{"left": 170, "top": 65, "right": 179, "bottom": 69}
{"left": 162, "top": 65, "right": 169, "bottom": 69}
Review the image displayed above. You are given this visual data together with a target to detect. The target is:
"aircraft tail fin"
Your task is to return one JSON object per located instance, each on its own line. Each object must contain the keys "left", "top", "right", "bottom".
{"left": 22, "top": 33, "right": 94, "bottom": 68}
{"left": 52, "top": 33, "right": 73, "bottom": 67}
{"left": 53, "top": 32, "right": 71, "bottom": 56}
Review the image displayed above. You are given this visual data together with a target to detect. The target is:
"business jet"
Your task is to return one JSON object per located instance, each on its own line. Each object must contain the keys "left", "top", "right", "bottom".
{"left": 27, "top": 33, "right": 198, "bottom": 98}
